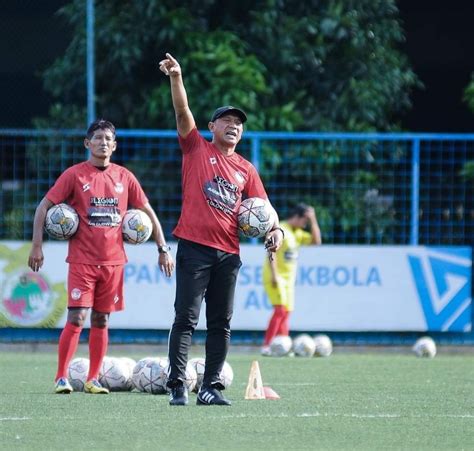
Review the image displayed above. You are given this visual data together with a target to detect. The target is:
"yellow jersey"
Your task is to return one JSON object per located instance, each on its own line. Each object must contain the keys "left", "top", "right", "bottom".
{"left": 263, "top": 221, "right": 312, "bottom": 280}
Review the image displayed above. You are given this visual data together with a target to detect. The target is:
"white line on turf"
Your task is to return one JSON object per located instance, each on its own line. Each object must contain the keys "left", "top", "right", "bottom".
{"left": 298, "top": 413, "right": 401, "bottom": 418}
{"left": 237, "top": 382, "right": 318, "bottom": 386}
{"left": 202, "top": 412, "right": 474, "bottom": 420}
{"left": 0, "top": 417, "right": 30, "bottom": 421}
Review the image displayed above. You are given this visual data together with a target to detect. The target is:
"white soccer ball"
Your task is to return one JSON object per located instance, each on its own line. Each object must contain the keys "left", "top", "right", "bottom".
{"left": 68, "top": 357, "right": 89, "bottom": 391}
{"left": 99, "top": 356, "right": 129, "bottom": 391}
{"left": 219, "top": 361, "right": 234, "bottom": 389}
{"left": 184, "top": 361, "right": 198, "bottom": 393}
{"left": 120, "top": 357, "right": 136, "bottom": 391}
{"left": 413, "top": 336, "right": 437, "bottom": 358}
{"left": 270, "top": 335, "right": 293, "bottom": 357}
{"left": 293, "top": 333, "right": 317, "bottom": 357}
{"left": 44, "top": 203, "right": 79, "bottom": 240}
{"left": 313, "top": 334, "right": 333, "bottom": 357}
{"left": 138, "top": 358, "right": 170, "bottom": 394}
{"left": 132, "top": 357, "right": 161, "bottom": 391}
{"left": 237, "top": 197, "right": 275, "bottom": 238}
{"left": 188, "top": 357, "right": 233, "bottom": 392}
{"left": 189, "top": 357, "right": 206, "bottom": 393}
{"left": 122, "top": 209, "right": 153, "bottom": 244}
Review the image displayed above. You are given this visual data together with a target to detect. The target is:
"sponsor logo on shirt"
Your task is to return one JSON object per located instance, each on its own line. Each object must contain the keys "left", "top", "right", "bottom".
{"left": 90, "top": 197, "right": 119, "bottom": 206}
{"left": 284, "top": 250, "right": 298, "bottom": 261}
{"left": 204, "top": 175, "right": 239, "bottom": 214}
{"left": 214, "top": 175, "right": 238, "bottom": 193}
{"left": 207, "top": 198, "right": 233, "bottom": 215}
{"left": 88, "top": 207, "right": 121, "bottom": 227}
{"left": 88, "top": 197, "right": 121, "bottom": 227}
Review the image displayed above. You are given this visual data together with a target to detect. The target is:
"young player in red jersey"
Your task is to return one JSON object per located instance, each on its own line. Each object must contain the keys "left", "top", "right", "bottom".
{"left": 28, "top": 119, "right": 174, "bottom": 394}
{"left": 159, "top": 53, "right": 284, "bottom": 406}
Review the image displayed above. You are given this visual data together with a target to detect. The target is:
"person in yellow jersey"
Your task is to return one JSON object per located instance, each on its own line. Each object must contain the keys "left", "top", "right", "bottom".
{"left": 261, "top": 203, "right": 322, "bottom": 356}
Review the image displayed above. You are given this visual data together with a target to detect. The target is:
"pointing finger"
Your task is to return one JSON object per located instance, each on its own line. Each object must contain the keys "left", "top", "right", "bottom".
{"left": 165, "top": 52, "right": 175, "bottom": 61}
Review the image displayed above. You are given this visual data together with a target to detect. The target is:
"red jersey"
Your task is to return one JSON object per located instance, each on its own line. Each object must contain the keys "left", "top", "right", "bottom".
{"left": 46, "top": 161, "right": 148, "bottom": 265}
{"left": 174, "top": 127, "right": 267, "bottom": 254}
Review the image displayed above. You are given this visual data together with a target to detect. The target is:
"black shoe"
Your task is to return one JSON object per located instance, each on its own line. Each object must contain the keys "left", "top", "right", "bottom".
{"left": 169, "top": 382, "right": 188, "bottom": 406}
{"left": 197, "top": 385, "right": 231, "bottom": 406}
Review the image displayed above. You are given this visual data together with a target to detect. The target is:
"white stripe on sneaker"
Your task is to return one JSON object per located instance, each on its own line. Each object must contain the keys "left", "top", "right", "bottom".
{"left": 201, "top": 391, "right": 215, "bottom": 403}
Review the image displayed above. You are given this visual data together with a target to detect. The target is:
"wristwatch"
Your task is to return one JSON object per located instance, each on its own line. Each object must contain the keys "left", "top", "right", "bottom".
{"left": 158, "top": 245, "right": 171, "bottom": 254}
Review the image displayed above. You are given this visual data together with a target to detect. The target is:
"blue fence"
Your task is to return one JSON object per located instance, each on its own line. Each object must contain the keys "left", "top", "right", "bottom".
{"left": 1, "top": 129, "right": 473, "bottom": 246}
{"left": 1, "top": 128, "right": 473, "bottom": 344}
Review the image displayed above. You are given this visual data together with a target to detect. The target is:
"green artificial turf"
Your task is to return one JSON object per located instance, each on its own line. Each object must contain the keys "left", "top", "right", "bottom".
{"left": 0, "top": 349, "right": 473, "bottom": 450}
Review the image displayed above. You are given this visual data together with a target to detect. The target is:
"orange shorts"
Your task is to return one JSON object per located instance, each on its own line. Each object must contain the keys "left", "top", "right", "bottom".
{"left": 67, "top": 263, "right": 124, "bottom": 313}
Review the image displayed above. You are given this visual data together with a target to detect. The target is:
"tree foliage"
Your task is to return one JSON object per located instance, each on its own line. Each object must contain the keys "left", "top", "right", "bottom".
{"left": 28, "top": 0, "right": 424, "bottom": 245}
{"left": 462, "top": 76, "right": 474, "bottom": 181}
{"left": 463, "top": 74, "right": 474, "bottom": 114}
{"left": 37, "top": 0, "right": 418, "bottom": 132}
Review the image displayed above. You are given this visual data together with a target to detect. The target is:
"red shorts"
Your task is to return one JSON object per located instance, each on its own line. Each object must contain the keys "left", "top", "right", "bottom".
{"left": 67, "top": 263, "right": 125, "bottom": 313}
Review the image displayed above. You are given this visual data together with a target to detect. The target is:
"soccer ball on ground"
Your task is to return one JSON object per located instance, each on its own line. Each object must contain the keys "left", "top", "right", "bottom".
{"left": 413, "top": 336, "right": 437, "bottom": 358}
{"left": 293, "top": 333, "right": 317, "bottom": 357}
{"left": 313, "top": 334, "right": 333, "bottom": 357}
{"left": 99, "top": 357, "right": 129, "bottom": 391}
{"left": 120, "top": 357, "right": 137, "bottom": 391}
{"left": 270, "top": 335, "right": 293, "bottom": 357}
{"left": 188, "top": 358, "right": 233, "bottom": 392}
{"left": 189, "top": 357, "right": 206, "bottom": 393}
{"left": 219, "top": 361, "right": 234, "bottom": 389}
{"left": 132, "top": 357, "right": 162, "bottom": 391}
{"left": 122, "top": 209, "right": 153, "bottom": 244}
{"left": 237, "top": 197, "right": 275, "bottom": 238}
{"left": 68, "top": 357, "right": 89, "bottom": 391}
{"left": 158, "top": 360, "right": 198, "bottom": 392}
{"left": 138, "top": 358, "right": 170, "bottom": 394}
{"left": 44, "top": 203, "right": 79, "bottom": 240}
{"left": 184, "top": 361, "right": 198, "bottom": 393}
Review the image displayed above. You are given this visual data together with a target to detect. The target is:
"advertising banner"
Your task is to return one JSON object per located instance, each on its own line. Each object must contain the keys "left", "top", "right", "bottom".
{"left": 0, "top": 241, "right": 471, "bottom": 331}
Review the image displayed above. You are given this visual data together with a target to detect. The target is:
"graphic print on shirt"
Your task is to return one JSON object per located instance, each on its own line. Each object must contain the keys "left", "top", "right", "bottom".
{"left": 284, "top": 249, "right": 298, "bottom": 261}
{"left": 283, "top": 233, "right": 298, "bottom": 261}
{"left": 88, "top": 196, "right": 121, "bottom": 227}
{"left": 204, "top": 175, "right": 239, "bottom": 215}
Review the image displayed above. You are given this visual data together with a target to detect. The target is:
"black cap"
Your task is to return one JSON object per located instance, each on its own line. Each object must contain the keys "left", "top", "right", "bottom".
{"left": 210, "top": 106, "right": 247, "bottom": 123}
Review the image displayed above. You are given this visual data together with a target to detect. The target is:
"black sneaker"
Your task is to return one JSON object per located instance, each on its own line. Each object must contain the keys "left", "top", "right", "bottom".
{"left": 169, "top": 381, "right": 188, "bottom": 406}
{"left": 197, "top": 384, "right": 231, "bottom": 406}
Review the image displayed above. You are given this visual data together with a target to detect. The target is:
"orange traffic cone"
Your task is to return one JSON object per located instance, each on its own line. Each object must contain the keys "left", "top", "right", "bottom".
{"left": 263, "top": 386, "right": 280, "bottom": 400}
{"left": 244, "top": 360, "right": 266, "bottom": 399}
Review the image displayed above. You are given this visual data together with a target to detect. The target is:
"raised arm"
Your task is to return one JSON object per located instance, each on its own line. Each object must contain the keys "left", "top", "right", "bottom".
{"left": 28, "top": 197, "right": 53, "bottom": 271}
{"left": 305, "top": 207, "right": 322, "bottom": 245}
{"left": 158, "top": 53, "right": 195, "bottom": 138}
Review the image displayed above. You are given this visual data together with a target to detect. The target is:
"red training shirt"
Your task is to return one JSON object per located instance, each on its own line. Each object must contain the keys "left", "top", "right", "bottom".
{"left": 174, "top": 127, "right": 267, "bottom": 254}
{"left": 46, "top": 161, "right": 148, "bottom": 265}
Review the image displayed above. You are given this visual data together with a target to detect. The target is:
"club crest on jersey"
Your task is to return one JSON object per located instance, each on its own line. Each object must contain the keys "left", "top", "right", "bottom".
{"left": 235, "top": 171, "right": 245, "bottom": 184}
{"left": 71, "top": 288, "right": 82, "bottom": 300}
{"left": 209, "top": 157, "right": 217, "bottom": 165}
{"left": 82, "top": 183, "right": 90, "bottom": 192}
{"left": 114, "top": 182, "right": 124, "bottom": 193}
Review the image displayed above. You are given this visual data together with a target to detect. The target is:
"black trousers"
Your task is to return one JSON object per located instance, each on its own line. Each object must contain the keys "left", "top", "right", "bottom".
{"left": 168, "top": 239, "right": 242, "bottom": 388}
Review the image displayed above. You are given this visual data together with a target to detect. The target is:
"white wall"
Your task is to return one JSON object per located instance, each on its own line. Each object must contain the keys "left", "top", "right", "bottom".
{"left": 0, "top": 241, "right": 471, "bottom": 331}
